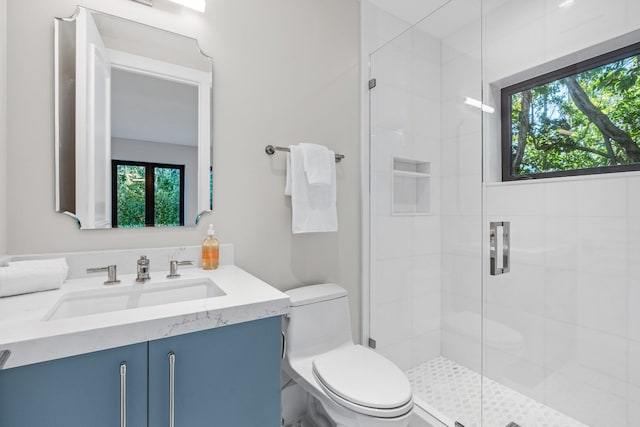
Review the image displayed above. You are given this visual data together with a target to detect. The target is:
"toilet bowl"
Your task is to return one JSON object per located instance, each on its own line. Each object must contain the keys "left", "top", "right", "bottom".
{"left": 282, "top": 284, "right": 413, "bottom": 427}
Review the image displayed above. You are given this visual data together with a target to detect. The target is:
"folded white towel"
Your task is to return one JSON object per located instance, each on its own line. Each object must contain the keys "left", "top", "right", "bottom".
{"left": 0, "top": 258, "right": 69, "bottom": 297}
{"left": 299, "top": 143, "right": 333, "bottom": 185}
{"left": 9, "top": 257, "right": 69, "bottom": 272}
{"left": 286, "top": 145, "right": 337, "bottom": 233}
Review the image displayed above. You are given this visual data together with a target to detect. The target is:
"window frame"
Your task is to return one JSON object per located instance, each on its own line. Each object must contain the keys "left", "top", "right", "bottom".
{"left": 501, "top": 41, "right": 640, "bottom": 181}
{"left": 111, "top": 160, "right": 186, "bottom": 228}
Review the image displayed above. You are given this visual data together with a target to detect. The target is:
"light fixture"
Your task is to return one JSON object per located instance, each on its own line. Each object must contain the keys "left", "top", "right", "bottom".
{"left": 463, "top": 97, "right": 495, "bottom": 114}
{"left": 559, "top": 0, "right": 575, "bottom": 8}
{"left": 131, "top": 0, "right": 206, "bottom": 13}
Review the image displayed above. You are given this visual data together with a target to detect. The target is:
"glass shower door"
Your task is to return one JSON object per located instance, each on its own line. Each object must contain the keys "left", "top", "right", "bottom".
{"left": 481, "top": 1, "right": 639, "bottom": 426}
{"left": 367, "top": 0, "right": 483, "bottom": 425}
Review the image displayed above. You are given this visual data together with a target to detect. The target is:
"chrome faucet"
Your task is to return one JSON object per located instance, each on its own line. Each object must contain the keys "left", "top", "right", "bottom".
{"left": 167, "top": 260, "right": 193, "bottom": 279}
{"left": 136, "top": 256, "right": 151, "bottom": 283}
{"left": 87, "top": 265, "right": 120, "bottom": 285}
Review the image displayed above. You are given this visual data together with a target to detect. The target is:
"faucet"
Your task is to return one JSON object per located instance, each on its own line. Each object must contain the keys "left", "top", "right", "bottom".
{"left": 167, "top": 260, "right": 194, "bottom": 279}
{"left": 87, "top": 265, "right": 120, "bottom": 285}
{"left": 136, "top": 256, "right": 151, "bottom": 283}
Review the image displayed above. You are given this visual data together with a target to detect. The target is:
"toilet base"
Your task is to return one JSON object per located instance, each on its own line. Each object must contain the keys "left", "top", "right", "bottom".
{"left": 282, "top": 379, "right": 336, "bottom": 427}
{"left": 283, "top": 386, "right": 411, "bottom": 427}
{"left": 313, "top": 394, "right": 412, "bottom": 427}
{"left": 305, "top": 396, "right": 336, "bottom": 427}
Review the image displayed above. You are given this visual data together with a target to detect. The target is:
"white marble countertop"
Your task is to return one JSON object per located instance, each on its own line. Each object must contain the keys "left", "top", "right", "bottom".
{"left": 0, "top": 265, "right": 289, "bottom": 370}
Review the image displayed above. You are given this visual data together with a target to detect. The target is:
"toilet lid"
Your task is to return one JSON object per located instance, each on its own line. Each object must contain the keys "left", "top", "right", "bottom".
{"left": 312, "top": 345, "right": 412, "bottom": 410}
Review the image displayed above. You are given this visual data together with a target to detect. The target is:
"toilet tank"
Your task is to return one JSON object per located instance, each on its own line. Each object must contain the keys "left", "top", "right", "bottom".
{"left": 285, "top": 284, "right": 353, "bottom": 360}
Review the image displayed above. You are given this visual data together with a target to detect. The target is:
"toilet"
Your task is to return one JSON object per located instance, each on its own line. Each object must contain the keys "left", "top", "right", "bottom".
{"left": 282, "top": 284, "right": 414, "bottom": 427}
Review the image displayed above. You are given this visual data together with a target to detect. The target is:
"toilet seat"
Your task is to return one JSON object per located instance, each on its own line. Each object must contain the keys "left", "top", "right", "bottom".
{"left": 311, "top": 345, "right": 414, "bottom": 418}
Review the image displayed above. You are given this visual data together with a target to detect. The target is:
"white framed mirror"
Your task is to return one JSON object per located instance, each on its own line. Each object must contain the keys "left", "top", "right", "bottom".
{"left": 54, "top": 7, "right": 212, "bottom": 229}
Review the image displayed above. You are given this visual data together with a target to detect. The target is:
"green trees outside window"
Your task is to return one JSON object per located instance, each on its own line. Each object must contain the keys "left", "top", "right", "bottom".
{"left": 115, "top": 164, "right": 146, "bottom": 228}
{"left": 154, "top": 167, "right": 182, "bottom": 227}
{"left": 112, "top": 161, "right": 185, "bottom": 228}
{"left": 502, "top": 42, "right": 640, "bottom": 180}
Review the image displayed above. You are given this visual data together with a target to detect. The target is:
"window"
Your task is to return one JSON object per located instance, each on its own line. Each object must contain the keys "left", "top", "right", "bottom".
{"left": 501, "top": 42, "right": 640, "bottom": 181}
{"left": 112, "top": 160, "right": 185, "bottom": 228}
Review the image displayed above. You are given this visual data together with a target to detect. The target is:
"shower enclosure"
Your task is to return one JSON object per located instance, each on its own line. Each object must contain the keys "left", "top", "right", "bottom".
{"left": 365, "top": 0, "right": 640, "bottom": 426}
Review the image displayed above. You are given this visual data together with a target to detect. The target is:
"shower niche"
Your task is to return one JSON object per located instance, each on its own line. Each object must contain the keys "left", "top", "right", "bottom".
{"left": 391, "top": 157, "right": 431, "bottom": 215}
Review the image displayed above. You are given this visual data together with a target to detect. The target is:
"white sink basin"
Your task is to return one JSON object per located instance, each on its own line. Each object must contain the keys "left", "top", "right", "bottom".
{"left": 44, "top": 278, "right": 226, "bottom": 320}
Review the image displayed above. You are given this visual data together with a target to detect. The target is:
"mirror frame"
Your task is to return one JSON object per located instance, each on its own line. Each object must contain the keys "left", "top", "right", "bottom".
{"left": 54, "top": 6, "right": 213, "bottom": 229}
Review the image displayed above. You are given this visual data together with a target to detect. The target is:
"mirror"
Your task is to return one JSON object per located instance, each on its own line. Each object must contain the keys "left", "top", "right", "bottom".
{"left": 54, "top": 7, "right": 212, "bottom": 229}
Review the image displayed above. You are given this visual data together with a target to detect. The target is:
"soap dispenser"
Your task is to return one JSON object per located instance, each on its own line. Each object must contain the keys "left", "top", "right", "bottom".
{"left": 202, "top": 224, "right": 219, "bottom": 270}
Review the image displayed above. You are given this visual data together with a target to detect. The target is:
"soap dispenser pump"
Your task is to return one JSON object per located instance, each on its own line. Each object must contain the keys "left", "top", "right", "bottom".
{"left": 202, "top": 224, "right": 219, "bottom": 270}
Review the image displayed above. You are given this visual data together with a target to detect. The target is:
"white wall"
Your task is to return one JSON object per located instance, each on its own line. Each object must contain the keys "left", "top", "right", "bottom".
{"left": 5, "top": 0, "right": 361, "bottom": 337}
{"left": 112, "top": 138, "right": 199, "bottom": 225}
{"left": 0, "top": 0, "right": 7, "bottom": 255}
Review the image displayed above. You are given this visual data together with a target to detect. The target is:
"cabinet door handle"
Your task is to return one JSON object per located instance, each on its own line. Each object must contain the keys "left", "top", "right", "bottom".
{"left": 169, "top": 352, "right": 176, "bottom": 427}
{"left": 120, "top": 362, "right": 127, "bottom": 427}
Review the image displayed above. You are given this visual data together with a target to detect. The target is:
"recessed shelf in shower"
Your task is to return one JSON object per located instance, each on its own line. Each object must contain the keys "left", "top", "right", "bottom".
{"left": 391, "top": 157, "right": 431, "bottom": 215}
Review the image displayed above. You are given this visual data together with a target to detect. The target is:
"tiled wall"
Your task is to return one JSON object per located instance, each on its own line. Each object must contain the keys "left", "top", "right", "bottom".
{"left": 366, "top": 1, "right": 444, "bottom": 371}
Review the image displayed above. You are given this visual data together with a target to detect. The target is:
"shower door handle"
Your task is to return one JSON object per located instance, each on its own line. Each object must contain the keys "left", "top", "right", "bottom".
{"left": 490, "top": 221, "right": 510, "bottom": 275}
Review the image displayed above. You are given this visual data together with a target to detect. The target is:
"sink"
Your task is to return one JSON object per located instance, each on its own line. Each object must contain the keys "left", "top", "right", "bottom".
{"left": 44, "top": 278, "right": 226, "bottom": 321}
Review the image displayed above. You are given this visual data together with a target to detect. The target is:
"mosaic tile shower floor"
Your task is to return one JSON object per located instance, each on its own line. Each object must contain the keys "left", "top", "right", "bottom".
{"left": 407, "top": 357, "right": 587, "bottom": 427}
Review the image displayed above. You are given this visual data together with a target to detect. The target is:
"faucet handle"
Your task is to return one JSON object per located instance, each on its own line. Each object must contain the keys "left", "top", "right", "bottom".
{"left": 87, "top": 265, "right": 121, "bottom": 285}
{"left": 167, "top": 260, "right": 193, "bottom": 279}
{"left": 135, "top": 255, "right": 152, "bottom": 283}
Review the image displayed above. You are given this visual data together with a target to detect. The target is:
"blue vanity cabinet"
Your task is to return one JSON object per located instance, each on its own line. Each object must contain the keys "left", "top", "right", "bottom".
{"left": 0, "top": 316, "right": 281, "bottom": 427}
{"left": 0, "top": 342, "right": 148, "bottom": 427}
{"left": 148, "top": 316, "right": 282, "bottom": 427}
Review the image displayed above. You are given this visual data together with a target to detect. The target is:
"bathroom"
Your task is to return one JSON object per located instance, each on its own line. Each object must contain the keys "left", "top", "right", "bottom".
{"left": 1, "top": 0, "right": 640, "bottom": 426}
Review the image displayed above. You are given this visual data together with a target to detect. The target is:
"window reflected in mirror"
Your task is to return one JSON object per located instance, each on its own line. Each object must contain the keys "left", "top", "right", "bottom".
{"left": 113, "top": 161, "right": 185, "bottom": 228}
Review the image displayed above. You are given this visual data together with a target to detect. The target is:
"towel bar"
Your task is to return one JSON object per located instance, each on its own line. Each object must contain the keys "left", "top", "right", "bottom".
{"left": 265, "top": 145, "right": 345, "bottom": 162}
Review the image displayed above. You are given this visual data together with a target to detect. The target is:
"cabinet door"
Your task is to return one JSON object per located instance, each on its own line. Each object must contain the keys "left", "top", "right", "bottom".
{"left": 0, "top": 343, "right": 147, "bottom": 427}
{"left": 148, "top": 316, "right": 281, "bottom": 427}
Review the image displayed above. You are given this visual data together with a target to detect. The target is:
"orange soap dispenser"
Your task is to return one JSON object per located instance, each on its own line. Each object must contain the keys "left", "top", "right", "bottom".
{"left": 202, "top": 224, "right": 219, "bottom": 270}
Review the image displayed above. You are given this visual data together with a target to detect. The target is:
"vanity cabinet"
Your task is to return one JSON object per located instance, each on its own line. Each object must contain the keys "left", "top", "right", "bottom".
{"left": 148, "top": 317, "right": 282, "bottom": 426}
{"left": 0, "top": 316, "right": 281, "bottom": 427}
{"left": 0, "top": 342, "right": 148, "bottom": 427}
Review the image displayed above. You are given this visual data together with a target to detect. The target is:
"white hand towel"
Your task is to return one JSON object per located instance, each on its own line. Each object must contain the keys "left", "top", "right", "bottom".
{"left": 9, "top": 258, "right": 69, "bottom": 276}
{"left": 0, "top": 258, "right": 68, "bottom": 297}
{"left": 287, "top": 145, "right": 337, "bottom": 233}
{"left": 299, "top": 143, "right": 333, "bottom": 185}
